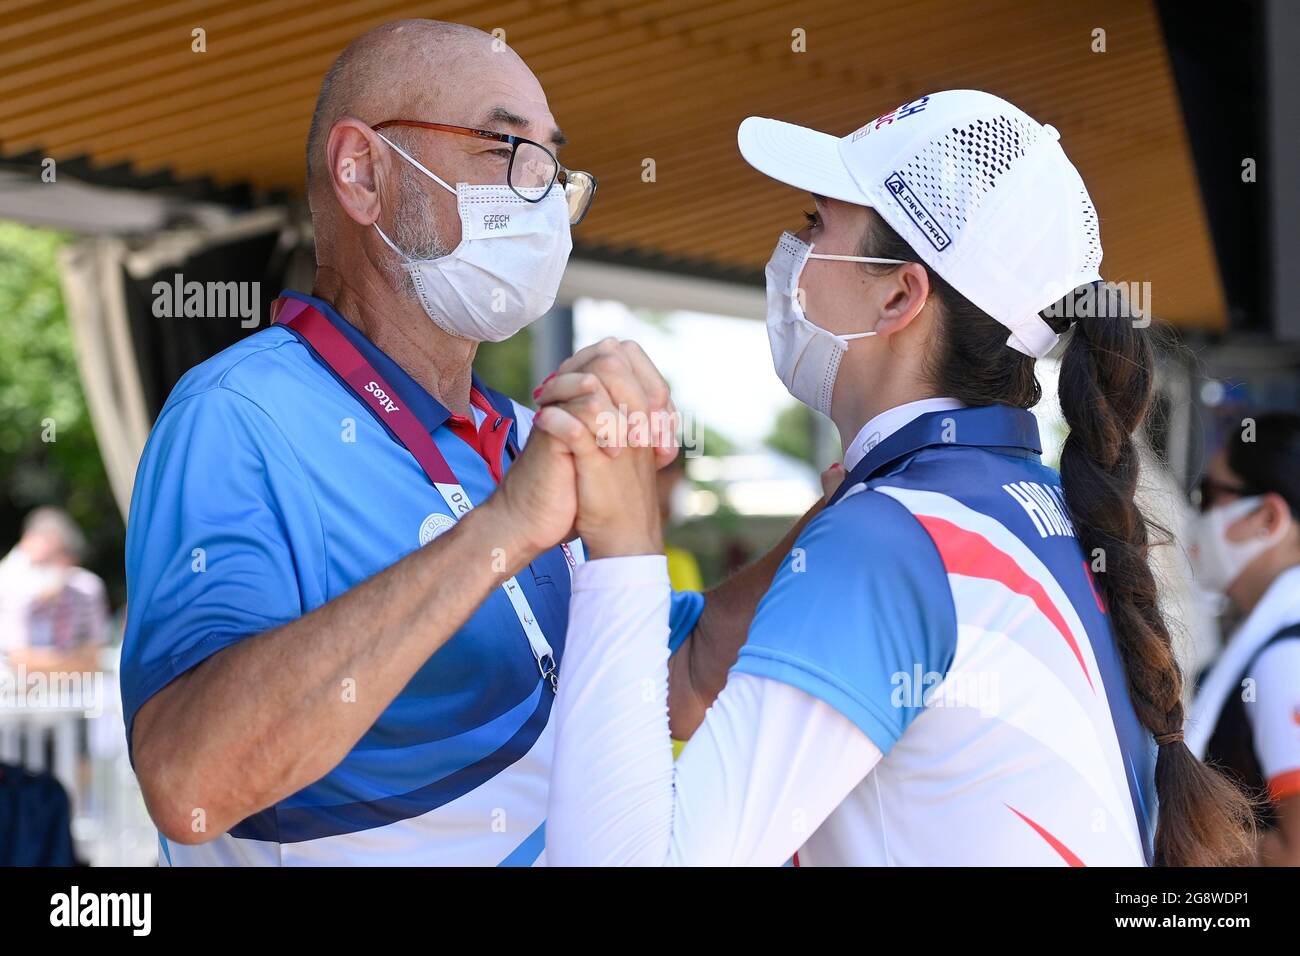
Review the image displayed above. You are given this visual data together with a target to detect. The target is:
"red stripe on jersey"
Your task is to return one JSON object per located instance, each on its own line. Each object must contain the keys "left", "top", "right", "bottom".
{"left": 1083, "top": 560, "right": 1108, "bottom": 614}
{"left": 914, "top": 514, "right": 1094, "bottom": 692}
{"left": 1268, "top": 768, "right": 1300, "bottom": 803}
{"left": 1006, "top": 804, "right": 1086, "bottom": 867}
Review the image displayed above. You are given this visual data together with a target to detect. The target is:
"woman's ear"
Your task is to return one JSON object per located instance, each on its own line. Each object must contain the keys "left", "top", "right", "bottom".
{"left": 1259, "top": 492, "right": 1296, "bottom": 538}
{"left": 873, "top": 262, "right": 931, "bottom": 336}
{"left": 327, "top": 118, "right": 384, "bottom": 227}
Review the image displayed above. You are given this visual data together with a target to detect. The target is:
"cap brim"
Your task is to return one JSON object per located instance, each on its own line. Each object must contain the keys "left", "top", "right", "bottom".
{"left": 737, "top": 117, "right": 871, "bottom": 205}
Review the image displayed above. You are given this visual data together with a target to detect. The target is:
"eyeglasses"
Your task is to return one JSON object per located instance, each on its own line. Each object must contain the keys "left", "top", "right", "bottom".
{"left": 1192, "top": 476, "right": 1258, "bottom": 513}
{"left": 371, "top": 120, "right": 598, "bottom": 225}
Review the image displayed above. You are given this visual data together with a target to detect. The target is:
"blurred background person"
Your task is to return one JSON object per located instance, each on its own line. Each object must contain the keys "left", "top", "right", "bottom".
{"left": 1187, "top": 412, "right": 1300, "bottom": 865}
{"left": 0, "top": 506, "right": 108, "bottom": 674}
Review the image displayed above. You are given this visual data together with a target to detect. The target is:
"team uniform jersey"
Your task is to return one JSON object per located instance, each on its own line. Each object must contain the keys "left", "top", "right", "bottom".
{"left": 120, "top": 291, "right": 704, "bottom": 866}
{"left": 1190, "top": 564, "right": 1300, "bottom": 823}
{"left": 1247, "top": 639, "right": 1300, "bottom": 806}
{"left": 547, "top": 403, "right": 1156, "bottom": 866}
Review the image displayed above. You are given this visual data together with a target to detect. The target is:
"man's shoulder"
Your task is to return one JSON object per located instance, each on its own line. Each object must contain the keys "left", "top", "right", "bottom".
{"left": 163, "top": 325, "right": 318, "bottom": 415}
{"left": 140, "top": 326, "right": 337, "bottom": 469}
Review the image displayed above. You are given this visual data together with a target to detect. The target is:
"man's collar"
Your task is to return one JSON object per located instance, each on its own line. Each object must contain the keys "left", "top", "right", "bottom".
{"left": 828, "top": 404, "right": 1043, "bottom": 507}
{"left": 281, "top": 290, "right": 519, "bottom": 443}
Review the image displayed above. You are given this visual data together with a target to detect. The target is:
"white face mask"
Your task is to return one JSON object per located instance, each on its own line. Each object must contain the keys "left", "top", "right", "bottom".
{"left": 1189, "top": 496, "right": 1288, "bottom": 595}
{"left": 374, "top": 132, "right": 573, "bottom": 342}
{"left": 764, "top": 231, "right": 904, "bottom": 417}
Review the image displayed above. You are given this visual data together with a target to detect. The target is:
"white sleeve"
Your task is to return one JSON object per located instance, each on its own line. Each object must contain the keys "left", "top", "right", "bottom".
{"left": 1246, "top": 639, "right": 1300, "bottom": 803}
{"left": 547, "top": 555, "right": 882, "bottom": 866}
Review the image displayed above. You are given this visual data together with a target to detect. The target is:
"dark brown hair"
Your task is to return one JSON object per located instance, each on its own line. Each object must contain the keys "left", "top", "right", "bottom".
{"left": 1224, "top": 412, "right": 1300, "bottom": 520}
{"left": 859, "top": 213, "right": 1257, "bottom": 866}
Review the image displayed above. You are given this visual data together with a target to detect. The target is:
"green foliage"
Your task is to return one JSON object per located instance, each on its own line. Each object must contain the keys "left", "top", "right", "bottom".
{"left": 764, "top": 401, "right": 819, "bottom": 466}
{"left": 697, "top": 423, "right": 736, "bottom": 458}
{"left": 0, "top": 221, "right": 124, "bottom": 602}
{"left": 474, "top": 326, "right": 534, "bottom": 402}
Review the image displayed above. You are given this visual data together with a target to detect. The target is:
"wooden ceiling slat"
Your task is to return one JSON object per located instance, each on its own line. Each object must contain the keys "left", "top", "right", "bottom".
{"left": 0, "top": 0, "right": 515, "bottom": 111}
{"left": 0, "top": 1, "right": 479, "bottom": 130}
{"left": 0, "top": 0, "right": 1225, "bottom": 329}
{"left": 561, "top": 44, "right": 1169, "bottom": 163}
{"left": 1, "top": 0, "right": 371, "bottom": 115}
{"left": 0, "top": 0, "right": 253, "bottom": 74}
{"left": 0, "top": 0, "right": 166, "bottom": 45}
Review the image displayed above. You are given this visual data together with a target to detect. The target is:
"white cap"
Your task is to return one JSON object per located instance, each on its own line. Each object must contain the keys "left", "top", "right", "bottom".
{"left": 738, "top": 90, "right": 1103, "bottom": 358}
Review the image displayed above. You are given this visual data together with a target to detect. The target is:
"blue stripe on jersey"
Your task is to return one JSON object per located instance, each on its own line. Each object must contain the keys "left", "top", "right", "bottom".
{"left": 767, "top": 405, "right": 1157, "bottom": 864}
{"left": 498, "top": 821, "right": 546, "bottom": 867}
{"left": 865, "top": 407, "right": 1157, "bottom": 863}
{"left": 232, "top": 680, "right": 552, "bottom": 843}
{"left": 734, "top": 488, "right": 957, "bottom": 753}
{"left": 279, "top": 679, "right": 545, "bottom": 807}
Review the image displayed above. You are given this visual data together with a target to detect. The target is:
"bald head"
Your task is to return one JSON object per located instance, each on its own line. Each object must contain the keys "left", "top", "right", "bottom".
{"left": 307, "top": 20, "right": 497, "bottom": 195}
{"left": 306, "top": 18, "right": 563, "bottom": 266}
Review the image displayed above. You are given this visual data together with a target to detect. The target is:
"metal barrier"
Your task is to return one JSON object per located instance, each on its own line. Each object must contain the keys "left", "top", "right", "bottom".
{"left": 0, "top": 650, "right": 158, "bottom": 866}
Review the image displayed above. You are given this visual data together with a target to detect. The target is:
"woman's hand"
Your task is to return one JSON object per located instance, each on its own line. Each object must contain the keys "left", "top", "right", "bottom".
{"left": 535, "top": 337, "right": 679, "bottom": 470}
{"left": 533, "top": 339, "right": 672, "bottom": 559}
{"left": 820, "top": 462, "right": 846, "bottom": 500}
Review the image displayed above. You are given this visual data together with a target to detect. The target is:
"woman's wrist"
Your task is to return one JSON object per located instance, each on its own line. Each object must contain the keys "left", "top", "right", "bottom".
{"left": 584, "top": 523, "right": 663, "bottom": 560}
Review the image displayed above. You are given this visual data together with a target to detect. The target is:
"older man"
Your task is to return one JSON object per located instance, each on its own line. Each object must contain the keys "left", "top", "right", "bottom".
{"left": 122, "top": 19, "right": 805, "bottom": 866}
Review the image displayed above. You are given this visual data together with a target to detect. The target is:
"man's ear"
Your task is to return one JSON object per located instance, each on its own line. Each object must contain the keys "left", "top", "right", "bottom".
{"left": 873, "top": 262, "right": 931, "bottom": 336}
{"left": 326, "top": 118, "right": 385, "bottom": 227}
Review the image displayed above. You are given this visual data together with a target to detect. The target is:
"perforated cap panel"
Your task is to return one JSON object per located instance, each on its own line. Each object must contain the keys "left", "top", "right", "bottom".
{"left": 1078, "top": 186, "right": 1102, "bottom": 276}
{"left": 900, "top": 115, "right": 1045, "bottom": 237}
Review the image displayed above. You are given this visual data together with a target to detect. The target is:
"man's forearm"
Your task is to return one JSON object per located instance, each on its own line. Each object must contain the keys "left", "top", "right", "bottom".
{"left": 667, "top": 501, "right": 824, "bottom": 739}
{"left": 132, "top": 501, "right": 536, "bottom": 843}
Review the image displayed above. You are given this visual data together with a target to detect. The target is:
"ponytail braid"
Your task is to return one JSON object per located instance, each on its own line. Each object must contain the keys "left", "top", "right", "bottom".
{"left": 1059, "top": 304, "right": 1256, "bottom": 867}
{"left": 860, "top": 213, "right": 1257, "bottom": 865}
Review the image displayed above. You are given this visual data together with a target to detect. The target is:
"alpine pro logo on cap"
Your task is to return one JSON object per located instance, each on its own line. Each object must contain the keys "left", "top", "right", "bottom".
{"left": 884, "top": 172, "right": 952, "bottom": 252}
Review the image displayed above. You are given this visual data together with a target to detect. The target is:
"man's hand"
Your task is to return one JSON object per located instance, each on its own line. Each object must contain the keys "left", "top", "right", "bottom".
{"left": 536, "top": 406, "right": 661, "bottom": 559}
{"left": 483, "top": 428, "right": 578, "bottom": 571}
{"left": 533, "top": 339, "right": 670, "bottom": 559}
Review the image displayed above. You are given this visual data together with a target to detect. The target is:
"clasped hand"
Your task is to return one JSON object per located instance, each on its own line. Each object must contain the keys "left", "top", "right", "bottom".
{"left": 493, "top": 338, "right": 678, "bottom": 563}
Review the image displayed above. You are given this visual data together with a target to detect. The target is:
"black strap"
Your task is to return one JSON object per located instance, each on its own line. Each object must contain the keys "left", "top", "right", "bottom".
{"left": 1203, "top": 620, "right": 1300, "bottom": 829}
{"left": 1245, "top": 621, "right": 1300, "bottom": 672}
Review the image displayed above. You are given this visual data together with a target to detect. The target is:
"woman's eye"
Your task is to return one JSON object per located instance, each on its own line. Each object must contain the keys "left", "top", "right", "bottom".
{"left": 803, "top": 209, "right": 821, "bottom": 229}
{"left": 488, "top": 149, "right": 512, "bottom": 160}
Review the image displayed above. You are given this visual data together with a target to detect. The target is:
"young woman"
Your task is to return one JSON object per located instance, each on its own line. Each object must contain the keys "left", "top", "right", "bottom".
{"left": 1187, "top": 413, "right": 1300, "bottom": 865}
{"left": 537, "top": 90, "right": 1255, "bottom": 866}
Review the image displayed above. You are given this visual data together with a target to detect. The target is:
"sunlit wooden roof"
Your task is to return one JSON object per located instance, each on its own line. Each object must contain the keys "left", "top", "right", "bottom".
{"left": 0, "top": 0, "right": 1224, "bottom": 328}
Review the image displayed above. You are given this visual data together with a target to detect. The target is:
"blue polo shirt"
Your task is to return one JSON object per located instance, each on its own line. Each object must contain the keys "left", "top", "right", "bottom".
{"left": 120, "top": 290, "right": 704, "bottom": 866}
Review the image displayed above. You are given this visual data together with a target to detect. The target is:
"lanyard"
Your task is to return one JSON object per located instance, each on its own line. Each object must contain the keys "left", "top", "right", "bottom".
{"left": 273, "top": 296, "right": 558, "bottom": 692}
